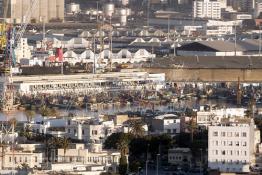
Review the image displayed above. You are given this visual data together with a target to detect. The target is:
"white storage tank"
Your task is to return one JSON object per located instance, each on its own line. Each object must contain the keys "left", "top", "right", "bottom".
{"left": 66, "top": 3, "right": 80, "bottom": 14}
{"left": 120, "top": 0, "right": 129, "bottom": 6}
{"left": 103, "top": 3, "right": 115, "bottom": 17}
{"left": 120, "top": 15, "right": 127, "bottom": 26}
{"left": 119, "top": 8, "right": 127, "bottom": 16}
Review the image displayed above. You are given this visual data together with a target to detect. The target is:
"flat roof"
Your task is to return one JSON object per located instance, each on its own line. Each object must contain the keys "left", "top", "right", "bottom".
{"left": 146, "top": 56, "right": 262, "bottom": 69}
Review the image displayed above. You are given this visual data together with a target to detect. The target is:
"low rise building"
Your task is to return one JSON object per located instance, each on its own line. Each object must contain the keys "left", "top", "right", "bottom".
{"left": 168, "top": 148, "right": 192, "bottom": 168}
{"left": 0, "top": 71, "right": 165, "bottom": 95}
{"left": 0, "top": 146, "right": 43, "bottom": 170}
{"left": 151, "top": 114, "right": 181, "bottom": 135}
{"left": 56, "top": 143, "right": 120, "bottom": 173}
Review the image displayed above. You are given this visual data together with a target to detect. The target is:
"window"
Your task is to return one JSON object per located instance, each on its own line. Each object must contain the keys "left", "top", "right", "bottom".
{"left": 92, "top": 130, "right": 98, "bottom": 135}
{"left": 222, "top": 150, "right": 225, "bottom": 155}
{"left": 167, "top": 129, "right": 171, "bottom": 133}
{"left": 9, "top": 157, "right": 11, "bottom": 162}
{"left": 68, "top": 129, "right": 70, "bottom": 133}
{"left": 235, "top": 132, "right": 239, "bottom": 137}
{"left": 236, "top": 141, "right": 239, "bottom": 146}
{"left": 20, "top": 157, "right": 22, "bottom": 162}
{"left": 213, "top": 132, "right": 218, "bottom": 136}
{"left": 35, "top": 156, "right": 37, "bottom": 162}
{"left": 243, "top": 142, "right": 247, "bottom": 146}
{"left": 221, "top": 132, "right": 226, "bottom": 137}
{"left": 242, "top": 132, "right": 247, "bottom": 137}
{"left": 173, "top": 129, "right": 176, "bottom": 133}
{"left": 82, "top": 129, "right": 85, "bottom": 135}
{"left": 228, "top": 141, "right": 232, "bottom": 146}
{"left": 227, "top": 132, "right": 232, "bottom": 137}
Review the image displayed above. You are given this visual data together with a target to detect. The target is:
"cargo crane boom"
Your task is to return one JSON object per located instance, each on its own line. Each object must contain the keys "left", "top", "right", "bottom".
{"left": 1, "top": 0, "right": 39, "bottom": 112}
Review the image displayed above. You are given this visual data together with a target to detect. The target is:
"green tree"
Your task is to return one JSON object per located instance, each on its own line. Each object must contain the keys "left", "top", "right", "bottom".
{"left": 58, "top": 137, "right": 70, "bottom": 162}
{"left": 20, "top": 124, "right": 33, "bottom": 140}
{"left": 129, "top": 120, "right": 145, "bottom": 138}
{"left": 188, "top": 116, "right": 197, "bottom": 143}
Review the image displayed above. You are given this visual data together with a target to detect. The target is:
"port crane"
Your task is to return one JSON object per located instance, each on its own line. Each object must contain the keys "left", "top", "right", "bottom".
{"left": 0, "top": 0, "right": 39, "bottom": 112}
{"left": 0, "top": 0, "right": 39, "bottom": 171}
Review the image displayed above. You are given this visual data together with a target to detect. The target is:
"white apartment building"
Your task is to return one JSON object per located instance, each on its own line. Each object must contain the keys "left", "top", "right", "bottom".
{"left": 208, "top": 119, "right": 261, "bottom": 173}
{"left": 14, "top": 38, "right": 33, "bottom": 63}
{"left": 197, "top": 107, "right": 246, "bottom": 127}
{"left": 193, "top": 0, "right": 221, "bottom": 19}
{"left": 151, "top": 114, "right": 181, "bottom": 135}
{"left": 66, "top": 119, "right": 116, "bottom": 142}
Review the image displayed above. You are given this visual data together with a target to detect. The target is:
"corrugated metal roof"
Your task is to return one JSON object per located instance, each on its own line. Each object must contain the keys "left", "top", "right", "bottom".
{"left": 178, "top": 39, "right": 261, "bottom": 52}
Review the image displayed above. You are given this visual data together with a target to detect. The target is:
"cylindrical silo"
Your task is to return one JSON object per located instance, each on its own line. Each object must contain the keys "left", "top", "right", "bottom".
{"left": 66, "top": 3, "right": 81, "bottom": 14}
{"left": 103, "top": 3, "right": 115, "bottom": 17}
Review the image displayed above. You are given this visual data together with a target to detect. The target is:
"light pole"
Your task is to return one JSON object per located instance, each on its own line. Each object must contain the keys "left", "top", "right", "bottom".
{"left": 145, "top": 144, "right": 149, "bottom": 175}
{"left": 259, "top": 25, "right": 261, "bottom": 57}
{"left": 200, "top": 148, "right": 203, "bottom": 174}
{"left": 138, "top": 167, "right": 141, "bottom": 175}
{"left": 156, "top": 154, "right": 160, "bottom": 175}
{"left": 126, "top": 154, "right": 129, "bottom": 175}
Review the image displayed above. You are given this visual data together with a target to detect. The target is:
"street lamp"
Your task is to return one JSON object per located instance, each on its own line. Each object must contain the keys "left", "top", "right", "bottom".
{"left": 145, "top": 144, "right": 149, "bottom": 175}
{"left": 200, "top": 148, "right": 203, "bottom": 174}
{"left": 156, "top": 154, "right": 160, "bottom": 175}
{"left": 138, "top": 167, "right": 141, "bottom": 175}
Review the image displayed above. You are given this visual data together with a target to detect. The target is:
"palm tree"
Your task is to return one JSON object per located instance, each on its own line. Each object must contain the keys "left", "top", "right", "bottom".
{"left": 129, "top": 120, "right": 145, "bottom": 138}
{"left": 117, "top": 135, "right": 129, "bottom": 156}
{"left": 188, "top": 115, "right": 197, "bottom": 143}
{"left": 39, "top": 105, "right": 51, "bottom": 117}
{"left": 25, "top": 110, "right": 35, "bottom": 123}
{"left": 59, "top": 137, "right": 70, "bottom": 162}
{"left": 20, "top": 125, "right": 33, "bottom": 140}
{"left": 9, "top": 118, "right": 17, "bottom": 130}
{"left": 50, "top": 108, "right": 59, "bottom": 117}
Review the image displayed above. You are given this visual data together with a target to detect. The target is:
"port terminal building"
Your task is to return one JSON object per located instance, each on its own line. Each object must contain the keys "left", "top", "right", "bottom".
{"left": 0, "top": 71, "right": 165, "bottom": 95}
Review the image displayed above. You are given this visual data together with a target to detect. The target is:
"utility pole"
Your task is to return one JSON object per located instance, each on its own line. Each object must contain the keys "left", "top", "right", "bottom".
{"left": 156, "top": 154, "right": 160, "bottom": 175}
{"left": 259, "top": 25, "right": 261, "bottom": 57}
{"left": 167, "top": 16, "right": 170, "bottom": 41}
{"left": 234, "top": 24, "right": 237, "bottom": 56}
{"left": 93, "top": 35, "right": 96, "bottom": 74}
{"left": 147, "top": 0, "right": 150, "bottom": 27}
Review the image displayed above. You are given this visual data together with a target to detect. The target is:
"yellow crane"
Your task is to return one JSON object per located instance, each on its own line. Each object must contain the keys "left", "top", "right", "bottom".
{"left": 0, "top": 0, "right": 9, "bottom": 50}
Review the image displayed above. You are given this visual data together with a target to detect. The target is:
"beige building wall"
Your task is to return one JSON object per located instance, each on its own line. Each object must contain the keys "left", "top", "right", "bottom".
{"left": 7, "top": 0, "right": 64, "bottom": 23}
